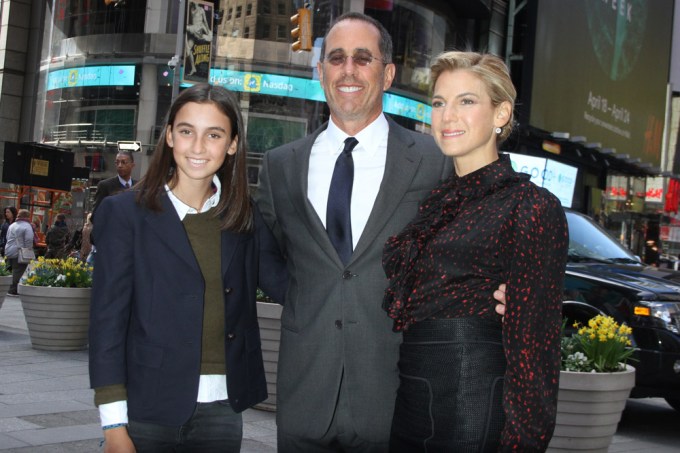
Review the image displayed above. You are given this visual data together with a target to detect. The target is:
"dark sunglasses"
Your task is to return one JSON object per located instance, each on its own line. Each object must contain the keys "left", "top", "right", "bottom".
{"left": 323, "top": 50, "right": 387, "bottom": 67}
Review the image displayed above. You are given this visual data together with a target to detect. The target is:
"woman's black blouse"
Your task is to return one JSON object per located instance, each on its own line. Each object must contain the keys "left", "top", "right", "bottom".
{"left": 383, "top": 153, "right": 569, "bottom": 451}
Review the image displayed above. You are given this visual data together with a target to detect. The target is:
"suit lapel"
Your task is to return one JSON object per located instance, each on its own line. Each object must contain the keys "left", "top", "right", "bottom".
{"left": 143, "top": 195, "right": 200, "bottom": 271}
{"left": 351, "top": 118, "right": 422, "bottom": 261}
{"left": 283, "top": 125, "right": 342, "bottom": 262}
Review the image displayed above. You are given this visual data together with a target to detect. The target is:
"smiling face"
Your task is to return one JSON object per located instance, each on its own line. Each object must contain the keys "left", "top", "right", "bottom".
{"left": 317, "top": 19, "right": 395, "bottom": 135}
{"left": 431, "top": 69, "right": 511, "bottom": 176}
{"left": 166, "top": 101, "right": 237, "bottom": 192}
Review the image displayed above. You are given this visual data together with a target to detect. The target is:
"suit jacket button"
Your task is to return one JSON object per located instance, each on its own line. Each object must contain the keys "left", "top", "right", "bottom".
{"left": 335, "top": 320, "right": 343, "bottom": 329}
{"left": 224, "top": 287, "right": 233, "bottom": 294}
{"left": 342, "top": 271, "right": 352, "bottom": 279}
{"left": 227, "top": 333, "right": 235, "bottom": 340}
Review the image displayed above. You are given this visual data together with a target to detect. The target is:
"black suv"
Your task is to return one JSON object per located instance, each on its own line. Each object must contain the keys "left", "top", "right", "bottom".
{"left": 563, "top": 209, "right": 680, "bottom": 412}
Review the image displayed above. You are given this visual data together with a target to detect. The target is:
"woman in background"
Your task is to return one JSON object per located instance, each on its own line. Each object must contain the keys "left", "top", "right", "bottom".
{"left": 79, "top": 213, "right": 93, "bottom": 263}
{"left": 383, "top": 51, "right": 569, "bottom": 452}
{"left": 0, "top": 206, "right": 17, "bottom": 256}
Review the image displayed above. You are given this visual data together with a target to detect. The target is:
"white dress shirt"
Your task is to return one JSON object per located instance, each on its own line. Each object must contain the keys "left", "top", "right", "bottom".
{"left": 99, "top": 175, "right": 228, "bottom": 427}
{"left": 307, "top": 114, "right": 389, "bottom": 250}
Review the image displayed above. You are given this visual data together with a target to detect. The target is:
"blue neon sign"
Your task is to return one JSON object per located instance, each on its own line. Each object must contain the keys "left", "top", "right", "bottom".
{"left": 47, "top": 65, "right": 136, "bottom": 90}
{"left": 201, "top": 68, "right": 431, "bottom": 124}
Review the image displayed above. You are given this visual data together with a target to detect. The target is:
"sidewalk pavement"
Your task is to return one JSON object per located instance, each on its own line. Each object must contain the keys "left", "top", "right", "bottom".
{"left": 0, "top": 295, "right": 276, "bottom": 452}
{"left": 2, "top": 294, "right": 679, "bottom": 452}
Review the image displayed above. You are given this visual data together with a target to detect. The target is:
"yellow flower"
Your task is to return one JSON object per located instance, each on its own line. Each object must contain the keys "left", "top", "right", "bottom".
{"left": 562, "top": 314, "right": 635, "bottom": 373}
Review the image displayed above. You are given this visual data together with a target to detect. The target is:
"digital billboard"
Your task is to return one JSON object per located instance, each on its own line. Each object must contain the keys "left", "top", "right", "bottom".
{"left": 506, "top": 152, "right": 579, "bottom": 208}
{"left": 529, "top": 0, "right": 673, "bottom": 168}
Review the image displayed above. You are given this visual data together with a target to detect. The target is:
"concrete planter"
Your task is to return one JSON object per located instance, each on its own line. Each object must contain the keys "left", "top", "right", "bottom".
{"left": 254, "top": 301, "right": 282, "bottom": 411}
{"left": 0, "top": 275, "right": 12, "bottom": 309}
{"left": 547, "top": 365, "right": 635, "bottom": 452}
{"left": 18, "top": 284, "right": 91, "bottom": 351}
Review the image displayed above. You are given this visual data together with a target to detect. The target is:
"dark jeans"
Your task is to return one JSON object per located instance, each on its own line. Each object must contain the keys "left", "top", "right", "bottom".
{"left": 127, "top": 400, "right": 242, "bottom": 452}
{"left": 8, "top": 257, "right": 27, "bottom": 293}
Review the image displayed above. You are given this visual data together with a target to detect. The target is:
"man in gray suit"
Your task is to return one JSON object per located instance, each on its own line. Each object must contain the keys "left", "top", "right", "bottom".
{"left": 257, "top": 12, "right": 504, "bottom": 452}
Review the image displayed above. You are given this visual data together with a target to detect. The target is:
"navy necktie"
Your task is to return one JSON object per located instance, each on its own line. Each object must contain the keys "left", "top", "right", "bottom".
{"left": 327, "top": 137, "right": 358, "bottom": 265}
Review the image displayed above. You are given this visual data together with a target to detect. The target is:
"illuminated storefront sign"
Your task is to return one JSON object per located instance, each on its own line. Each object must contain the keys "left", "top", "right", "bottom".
{"left": 207, "top": 68, "right": 431, "bottom": 124}
{"left": 505, "top": 152, "right": 579, "bottom": 208}
{"left": 47, "top": 65, "right": 430, "bottom": 123}
{"left": 47, "top": 65, "right": 135, "bottom": 90}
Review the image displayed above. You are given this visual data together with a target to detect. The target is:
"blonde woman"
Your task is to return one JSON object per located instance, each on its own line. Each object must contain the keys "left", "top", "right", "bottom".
{"left": 383, "top": 51, "right": 568, "bottom": 452}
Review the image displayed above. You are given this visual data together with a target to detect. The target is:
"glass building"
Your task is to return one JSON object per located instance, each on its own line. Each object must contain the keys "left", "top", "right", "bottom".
{"left": 6, "top": 0, "right": 503, "bottom": 196}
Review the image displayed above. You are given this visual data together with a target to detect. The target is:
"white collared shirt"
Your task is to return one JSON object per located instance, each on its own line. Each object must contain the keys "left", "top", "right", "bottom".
{"left": 164, "top": 174, "right": 222, "bottom": 220}
{"left": 307, "top": 114, "right": 389, "bottom": 250}
{"left": 98, "top": 175, "right": 227, "bottom": 427}
{"left": 117, "top": 175, "right": 133, "bottom": 188}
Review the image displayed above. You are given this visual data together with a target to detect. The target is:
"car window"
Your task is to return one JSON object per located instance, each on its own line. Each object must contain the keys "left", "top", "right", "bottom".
{"left": 566, "top": 211, "right": 640, "bottom": 263}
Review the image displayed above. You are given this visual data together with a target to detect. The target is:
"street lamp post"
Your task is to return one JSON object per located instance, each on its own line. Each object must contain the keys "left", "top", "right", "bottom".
{"left": 171, "top": 0, "right": 186, "bottom": 102}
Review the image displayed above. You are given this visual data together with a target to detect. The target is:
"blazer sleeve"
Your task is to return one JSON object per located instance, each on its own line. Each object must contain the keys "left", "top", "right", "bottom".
{"left": 89, "top": 195, "right": 136, "bottom": 391}
{"left": 253, "top": 201, "right": 288, "bottom": 305}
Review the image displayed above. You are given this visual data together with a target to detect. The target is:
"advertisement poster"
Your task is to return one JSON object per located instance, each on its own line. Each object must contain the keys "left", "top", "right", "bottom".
{"left": 529, "top": 0, "right": 673, "bottom": 168}
{"left": 183, "top": 0, "right": 214, "bottom": 84}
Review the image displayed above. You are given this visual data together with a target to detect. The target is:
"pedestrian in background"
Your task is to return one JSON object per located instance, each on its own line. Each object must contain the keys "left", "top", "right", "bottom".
{"left": 44, "top": 213, "right": 70, "bottom": 259}
{"left": 382, "top": 51, "right": 569, "bottom": 451}
{"left": 0, "top": 206, "right": 17, "bottom": 256}
{"left": 4, "top": 209, "right": 34, "bottom": 296}
{"left": 89, "top": 83, "right": 286, "bottom": 452}
{"left": 92, "top": 151, "right": 136, "bottom": 216}
{"left": 79, "top": 213, "right": 93, "bottom": 263}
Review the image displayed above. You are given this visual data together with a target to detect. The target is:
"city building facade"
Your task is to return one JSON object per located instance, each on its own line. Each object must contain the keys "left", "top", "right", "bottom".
{"left": 1, "top": 0, "right": 678, "bottom": 260}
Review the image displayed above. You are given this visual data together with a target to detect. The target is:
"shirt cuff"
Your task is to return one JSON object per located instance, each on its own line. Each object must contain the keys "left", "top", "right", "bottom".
{"left": 99, "top": 400, "right": 128, "bottom": 427}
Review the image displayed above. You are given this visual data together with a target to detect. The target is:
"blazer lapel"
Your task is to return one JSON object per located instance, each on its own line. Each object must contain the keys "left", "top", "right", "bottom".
{"left": 351, "top": 118, "right": 422, "bottom": 261}
{"left": 143, "top": 195, "right": 200, "bottom": 271}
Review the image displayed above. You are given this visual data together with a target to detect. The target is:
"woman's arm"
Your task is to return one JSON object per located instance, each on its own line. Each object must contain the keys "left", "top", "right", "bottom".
{"left": 500, "top": 190, "right": 568, "bottom": 451}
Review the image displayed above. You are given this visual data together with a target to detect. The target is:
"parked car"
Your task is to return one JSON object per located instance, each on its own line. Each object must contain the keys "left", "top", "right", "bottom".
{"left": 563, "top": 209, "right": 680, "bottom": 412}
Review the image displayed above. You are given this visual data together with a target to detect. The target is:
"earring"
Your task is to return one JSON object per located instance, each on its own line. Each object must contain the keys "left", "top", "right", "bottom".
{"left": 495, "top": 127, "right": 502, "bottom": 134}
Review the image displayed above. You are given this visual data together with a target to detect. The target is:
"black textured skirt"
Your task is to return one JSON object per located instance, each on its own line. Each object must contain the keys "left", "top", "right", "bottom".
{"left": 389, "top": 317, "right": 506, "bottom": 453}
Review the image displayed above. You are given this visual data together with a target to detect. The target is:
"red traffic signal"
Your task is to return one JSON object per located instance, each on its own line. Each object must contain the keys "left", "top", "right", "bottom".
{"left": 290, "top": 8, "right": 312, "bottom": 52}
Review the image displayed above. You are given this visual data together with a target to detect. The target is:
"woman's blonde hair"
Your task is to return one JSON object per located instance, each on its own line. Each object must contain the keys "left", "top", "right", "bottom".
{"left": 430, "top": 51, "right": 516, "bottom": 143}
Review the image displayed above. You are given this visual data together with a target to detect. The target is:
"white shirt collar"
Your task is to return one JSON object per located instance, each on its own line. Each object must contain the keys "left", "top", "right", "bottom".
{"left": 165, "top": 175, "right": 222, "bottom": 220}
{"left": 117, "top": 175, "right": 132, "bottom": 186}
{"left": 325, "top": 113, "right": 389, "bottom": 158}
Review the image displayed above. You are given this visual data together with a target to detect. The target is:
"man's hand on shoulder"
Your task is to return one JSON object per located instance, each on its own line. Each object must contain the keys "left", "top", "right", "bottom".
{"left": 494, "top": 283, "right": 506, "bottom": 318}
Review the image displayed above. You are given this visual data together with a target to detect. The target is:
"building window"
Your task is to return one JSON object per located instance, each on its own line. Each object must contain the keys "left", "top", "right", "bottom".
{"left": 277, "top": 2, "right": 285, "bottom": 15}
{"left": 277, "top": 24, "right": 287, "bottom": 39}
{"left": 236, "top": 6, "right": 242, "bottom": 18}
{"left": 227, "top": 7, "right": 232, "bottom": 21}
{"left": 259, "top": 0, "right": 271, "bottom": 15}
{"left": 246, "top": 3, "right": 252, "bottom": 16}
{"left": 244, "top": 26, "right": 250, "bottom": 38}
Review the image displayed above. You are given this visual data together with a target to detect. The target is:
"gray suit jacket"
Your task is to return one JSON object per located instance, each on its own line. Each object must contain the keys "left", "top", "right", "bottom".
{"left": 255, "top": 115, "right": 450, "bottom": 442}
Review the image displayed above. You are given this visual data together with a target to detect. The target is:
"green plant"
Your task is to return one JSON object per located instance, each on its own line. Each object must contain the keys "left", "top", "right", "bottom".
{"left": 256, "top": 287, "right": 273, "bottom": 303}
{"left": 0, "top": 257, "right": 11, "bottom": 277}
{"left": 21, "top": 256, "right": 93, "bottom": 288}
{"left": 561, "top": 315, "right": 635, "bottom": 373}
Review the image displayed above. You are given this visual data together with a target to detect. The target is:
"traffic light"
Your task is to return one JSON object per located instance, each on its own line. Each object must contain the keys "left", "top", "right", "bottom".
{"left": 291, "top": 7, "right": 312, "bottom": 52}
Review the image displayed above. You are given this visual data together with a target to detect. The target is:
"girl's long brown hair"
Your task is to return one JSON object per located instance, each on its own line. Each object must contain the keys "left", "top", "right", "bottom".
{"left": 135, "top": 83, "right": 252, "bottom": 232}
